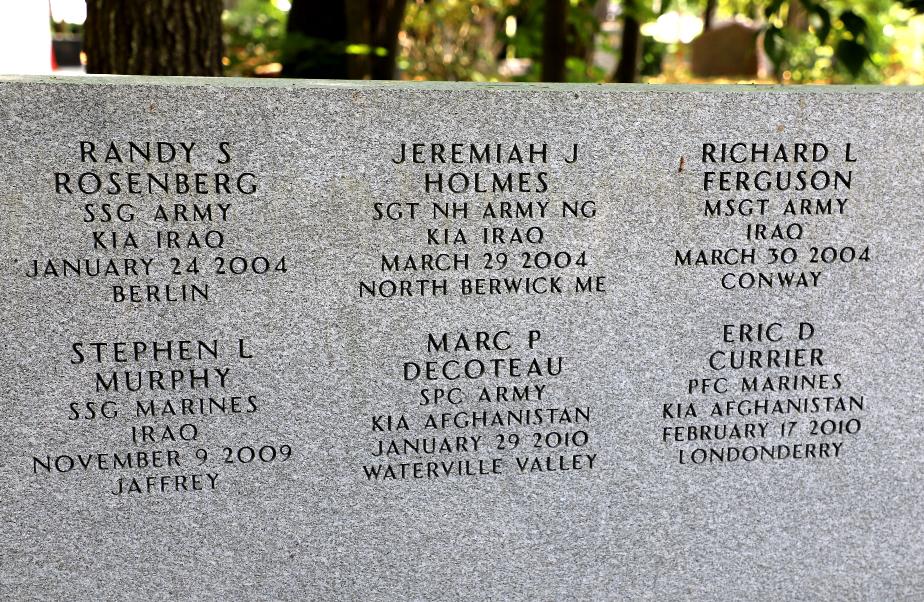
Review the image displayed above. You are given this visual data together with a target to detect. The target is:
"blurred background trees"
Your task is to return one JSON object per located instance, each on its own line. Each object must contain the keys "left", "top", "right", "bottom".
{"left": 230, "top": 0, "right": 924, "bottom": 83}
{"left": 33, "top": 0, "right": 924, "bottom": 83}
{"left": 282, "top": 0, "right": 408, "bottom": 78}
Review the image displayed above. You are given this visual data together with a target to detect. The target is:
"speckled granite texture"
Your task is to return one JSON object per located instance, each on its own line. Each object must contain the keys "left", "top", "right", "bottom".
{"left": 0, "top": 76, "right": 922, "bottom": 600}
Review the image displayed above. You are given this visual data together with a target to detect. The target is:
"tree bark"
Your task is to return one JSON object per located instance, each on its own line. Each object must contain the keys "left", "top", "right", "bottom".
{"left": 283, "top": 0, "right": 407, "bottom": 80}
{"left": 542, "top": 0, "right": 568, "bottom": 82}
{"left": 614, "top": 2, "right": 640, "bottom": 83}
{"left": 84, "top": 0, "right": 223, "bottom": 76}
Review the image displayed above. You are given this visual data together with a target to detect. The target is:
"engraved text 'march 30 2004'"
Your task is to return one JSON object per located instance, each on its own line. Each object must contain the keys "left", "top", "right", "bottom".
{"left": 0, "top": 76, "right": 921, "bottom": 600}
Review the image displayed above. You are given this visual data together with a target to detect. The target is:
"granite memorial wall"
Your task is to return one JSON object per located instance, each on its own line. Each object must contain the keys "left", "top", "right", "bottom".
{"left": 0, "top": 76, "right": 921, "bottom": 599}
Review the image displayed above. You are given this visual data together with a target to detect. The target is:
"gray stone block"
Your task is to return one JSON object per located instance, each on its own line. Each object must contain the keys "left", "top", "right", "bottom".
{"left": 0, "top": 75, "right": 921, "bottom": 600}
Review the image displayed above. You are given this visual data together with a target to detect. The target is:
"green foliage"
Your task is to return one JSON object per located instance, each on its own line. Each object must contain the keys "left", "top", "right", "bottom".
{"left": 639, "top": 37, "right": 668, "bottom": 77}
{"left": 505, "top": 2, "right": 543, "bottom": 62}
{"left": 498, "top": 0, "right": 602, "bottom": 82}
{"left": 566, "top": 0, "right": 604, "bottom": 81}
{"left": 216, "top": 0, "right": 924, "bottom": 83}
{"left": 400, "top": 0, "right": 506, "bottom": 81}
{"left": 812, "top": 5, "right": 832, "bottom": 42}
{"left": 222, "top": 0, "right": 288, "bottom": 76}
{"left": 400, "top": 0, "right": 603, "bottom": 83}
{"left": 838, "top": 9, "right": 867, "bottom": 35}
{"left": 760, "top": 0, "right": 924, "bottom": 82}
{"left": 835, "top": 38, "right": 870, "bottom": 75}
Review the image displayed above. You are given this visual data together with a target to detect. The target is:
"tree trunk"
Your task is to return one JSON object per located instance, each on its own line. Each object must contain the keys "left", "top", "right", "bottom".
{"left": 369, "top": 0, "right": 408, "bottom": 80}
{"left": 542, "top": 0, "right": 568, "bottom": 82}
{"left": 283, "top": 0, "right": 350, "bottom": 78}
{"left": 84, "top": 0, "right": 223, "bottom": 76}
{"left": 614, "top": 3, "right": 640, "bottom": 83}
{"left": 703, "top": 0, "right": 718, "bottom": 31}
{"left": 284, "top": 0, "right": 407, "bottom": 80}
{"left": 786, "top": 0, "right": 809, "bottom": 31}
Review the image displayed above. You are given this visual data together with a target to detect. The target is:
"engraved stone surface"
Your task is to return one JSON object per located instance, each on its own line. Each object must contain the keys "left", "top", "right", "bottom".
{"left": 0, "top": 76, "right": 922, "bottom": 600}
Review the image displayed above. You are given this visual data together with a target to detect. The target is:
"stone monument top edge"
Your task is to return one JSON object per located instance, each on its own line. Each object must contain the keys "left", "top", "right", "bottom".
{"left": 1, "top": 73, "right": 923, "bottom": 94}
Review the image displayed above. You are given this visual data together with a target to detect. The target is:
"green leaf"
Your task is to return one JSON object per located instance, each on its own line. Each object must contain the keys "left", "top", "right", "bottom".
{"left": 839, "top": 11, "right": 867, "bottom": 37}
{"left": 620, "top": 0, "right": 655, "bottom": 22}
{"left": 763, "top": 26, "right": 785, "bottom": 66}
{"left": 812, "top": 5, "right": 831, "bottom": 44}
{"left": 835, "top": 39, "right": 870, "bottom": 77}
{"left": 764, "top": 0, "right": 785, "bottom": 19}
